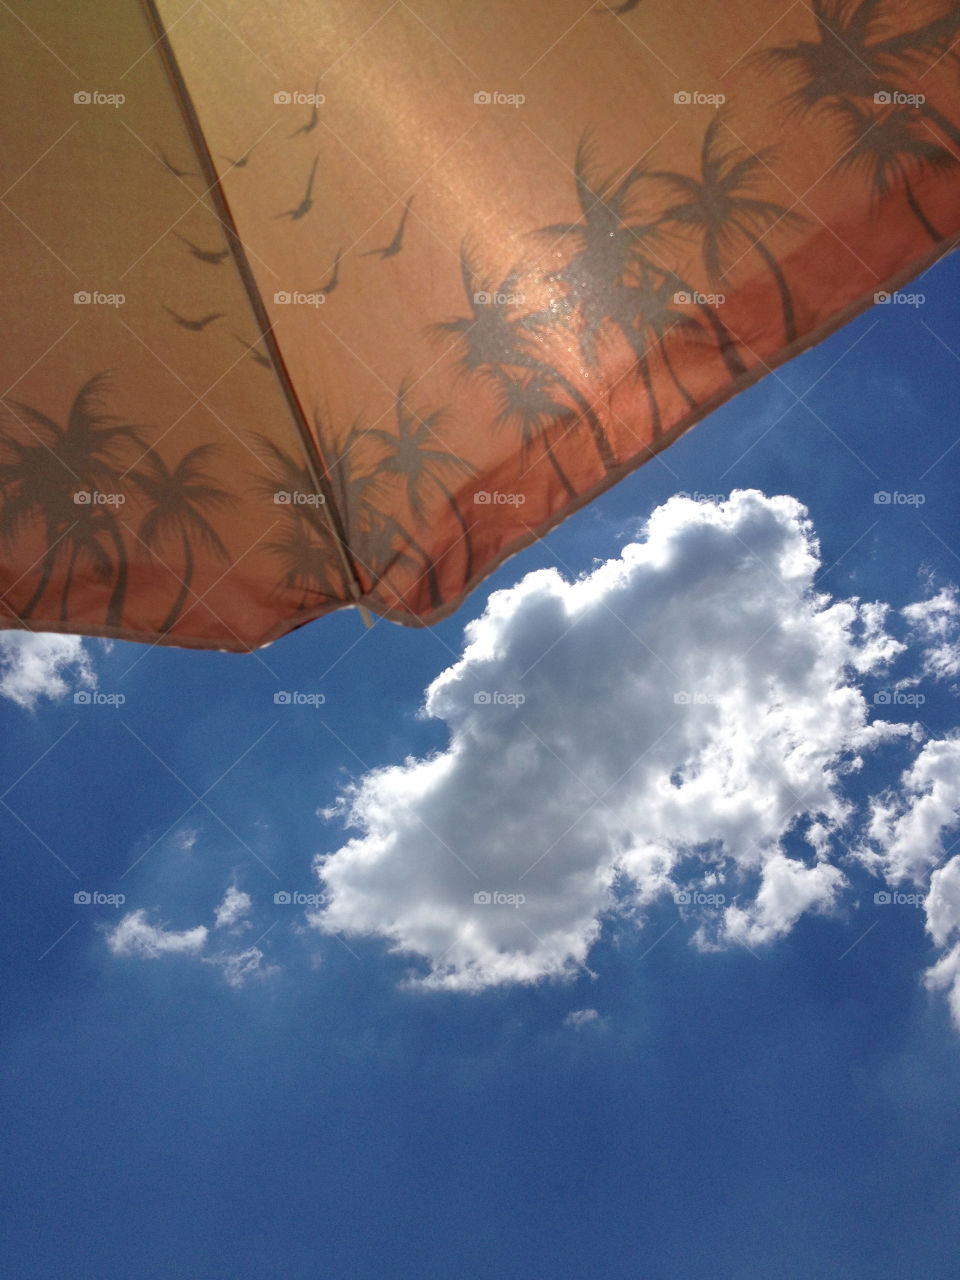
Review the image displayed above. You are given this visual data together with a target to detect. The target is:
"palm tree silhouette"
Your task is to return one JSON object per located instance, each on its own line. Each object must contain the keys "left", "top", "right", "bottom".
{"left": 651, "top": 116, "right": 804, "bottom": 346}
{"left": 752, "top": 0, "right": 960, "bottom": 145}
{"left": 57, "top": 503, "right": 113, "bottom": 622}
{"left": 132, "top": 445, "right": 232, "bottom": 633}
{"left": 492, "top": 369, "right": 578, "bottom": 498}
{"left": 252, "top": 435, "right": 349, "bottom": 605}
{"left": 431, "top": 245, "right": 618, "bottom": 474}
{"left": 0, "top": 373, "right": 145, "bottom": 624}
{"left": 364, "top": 381, "right": 475, "bottom": 585}
{"left": 834, "top": 99, "right": 957, "bottom": 243}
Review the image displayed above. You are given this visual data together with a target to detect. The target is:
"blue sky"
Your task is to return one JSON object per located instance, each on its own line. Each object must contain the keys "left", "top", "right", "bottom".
{"left": 3, "top": 250, "right": 960, "bottom": 1279}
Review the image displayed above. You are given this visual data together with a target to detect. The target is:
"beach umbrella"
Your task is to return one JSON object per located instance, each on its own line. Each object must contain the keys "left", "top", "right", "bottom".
{"left": 1, "top": 0, "right": 958, "bottom": 650}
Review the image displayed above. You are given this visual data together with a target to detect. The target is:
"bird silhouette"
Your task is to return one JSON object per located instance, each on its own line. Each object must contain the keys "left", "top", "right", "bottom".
{"left": 233, "top": 333, "right": 273, "bottom": 368}
{"left": 361, "top": 198, "right": 414, "bottom": 259}
{"left": 597, "top": 0, "right": 641, "bottom": 11}
{"left": 309, "top": 248, "right": 343, "bottom": 295}
{"left": 164, "top": 306, "right": 225, "bottom": 332}
{"left": 275, "top": 155, "right": 319, "bottom": 221}
{"left": 221, "top": 140, "right": 259, "bottom": 169}
{"left": 158, "top": 148, "right": 197, "bottom": 179}
{"left": 289, "top": 80, "right": 322, "bottom": 137}
{"left": 173, "top": 233, "right": 230, "bottom": 265}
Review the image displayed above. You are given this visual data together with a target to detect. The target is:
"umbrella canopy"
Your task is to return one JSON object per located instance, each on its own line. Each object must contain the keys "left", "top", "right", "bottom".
{"left": 1, "top": 0, "right": 958, "bottom": 650}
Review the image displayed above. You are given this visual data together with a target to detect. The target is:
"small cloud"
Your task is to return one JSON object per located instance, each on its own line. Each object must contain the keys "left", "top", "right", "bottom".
{"left": 203, "top": 947, "right": 277, "bottom": 989}
{"left": 106, "top": 909, "right": 208, "bottom": 958}
{"left": 565, "top": 1008, "right": 601, "bottom": 1029}
{"left": 0, "top": 633, "right": 94, "bottom": 709}
{"left": 903, "top": 588, "right": 960, "bottom": 685}
{"left": 214, "top": 882, "right": 251, "bottom": 930}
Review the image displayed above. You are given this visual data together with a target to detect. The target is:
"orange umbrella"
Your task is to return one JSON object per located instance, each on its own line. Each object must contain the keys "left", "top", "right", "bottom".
{"left": 1, "top": 0, "right": 958, "bottom": 650}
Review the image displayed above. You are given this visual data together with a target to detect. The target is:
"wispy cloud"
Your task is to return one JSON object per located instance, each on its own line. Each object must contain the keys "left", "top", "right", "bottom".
{"left": 0, "top": 633, "right": 94, "bottom": 709}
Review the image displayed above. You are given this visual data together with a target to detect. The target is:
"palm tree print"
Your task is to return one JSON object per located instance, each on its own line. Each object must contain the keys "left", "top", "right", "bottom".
{"left": 364, "top": 380, "right": 476, "bottom": 585}
{"left": 431, "top": 245, "right": 619, "bottom": 474}
{"left": 834, "top": 99, "right": 957, "bottom": 243}
{"left": 651, "top": 116, "right": 804, "bottom": 346}
{"left": 0, "top": 373, "right": 145, "bottom": 625}
{"left": 132, "top": 445, "right": 232, "bottom": 633}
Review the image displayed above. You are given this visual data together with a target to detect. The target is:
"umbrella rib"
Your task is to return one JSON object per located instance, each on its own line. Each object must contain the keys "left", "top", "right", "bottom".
{"left": 138, "top": 0, "right": 372, "bottom": 626}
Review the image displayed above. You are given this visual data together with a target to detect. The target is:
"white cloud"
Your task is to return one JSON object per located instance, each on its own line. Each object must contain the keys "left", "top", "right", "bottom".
{"left": 565, "top": 1008, "right": 601, "bottom": 1029}
{"left": 853, "top": 737, "right": 960, "bottom": 885}
{"left": 0, "top": 632, "right": 94, "bottom": 709}
{"left": 310, "top": 490, "right": 914, "bottom": 992}
{"left": 214, "top": 882, "right": 251, "bottom": 929}
{"left": 924, "top": 854, "right": 960, "bottom": 948}
{"left": 106, "top": 909, "right": 208, "bottom": 958}
{"left": 903, "top": 588, "right": 960, "bottom": 684}
{"left": 203, "top": 947, "right": 276, "bottom": 989}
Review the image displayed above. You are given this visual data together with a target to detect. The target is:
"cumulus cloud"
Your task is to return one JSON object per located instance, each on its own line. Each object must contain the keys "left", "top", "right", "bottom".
{"left": 214, "top": 883, "right": 252, "bottom": 930}
{"left": 902, "top": 588, "right": 960, "bottom": 685}
{"left": 310, "top": 490, "right": 915, "bottom": 993}
{"left": 853, "top": 737, "right": 960, "bottom": 885}
{"left": 0, "top": 632, "right": 94, "bottom": 709}
{"left": 106, "top": 909, "right": 208, "bottom": 958}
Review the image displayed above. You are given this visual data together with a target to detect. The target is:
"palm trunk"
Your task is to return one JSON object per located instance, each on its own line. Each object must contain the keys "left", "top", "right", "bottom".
{"left": 159, "top": 531, "right": 193, "bottom": 634}
{"left": 524, "top": 357, "right": 618, "bottom": 474}
{"left": 541, "top": 434, "right": 577, "bottom": 499}
{"left": 903, "top": 175, "right": 943, "bottom": 244}
{"left": 433, "top": 480, "right": 474, "bottom": 583}
{"left": 673, "top": 276, "right": 748, "bottom": 380}
{"left": 660, "top": 344, "right": 697, "bottom": 410}
{"left": 921, "top": 103, "right": 960, "bottom": 151}
{"left": 635, "top": 353, "right": 663, "bottom": 440}
{"left": 391, "top": 520, "right": 441, "bottom": 608}
{"left": 104, "top": 516, "right": 128, "bottom": 628}
{"left": 60, "top": 546, "right": 80, "bottom": 621}
{"left": 19, "top": 533, "right": 58, "bottom": 619}
{"left": 753, "top": 240, "right": 797, "bottom": 344}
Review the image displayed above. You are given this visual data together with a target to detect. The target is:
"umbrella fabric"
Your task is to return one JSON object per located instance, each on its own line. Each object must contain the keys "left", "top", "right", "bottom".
{"left": 1, "top": 0, "right": 958, "bottom": 651}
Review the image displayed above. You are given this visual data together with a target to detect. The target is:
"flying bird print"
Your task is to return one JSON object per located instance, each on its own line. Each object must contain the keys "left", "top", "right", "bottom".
{"left": 360, "top": 198, "right": 415, "bottom": 260}
{"left": 233, "top": 333, "right": 273, "bottom": 369}
{"left": 597, "top": 0, "right": 642, "bottom": 11}
{"left": 158, "top": 148, "right": 197, "bottom": 179}
{"left": 289, "top": 80, "right": 322, "bottom": 137}
{"left": 309, "top": 248, "right": 343, "bottom": 295}
{"left": 221, "top": 140, "right": 259, "bottom": 169}
{"left": 163, "top": 306, "right": 225, "bottom": 332}
{"left": 275, "top": 155, "right": 319, "bottom": 221}
{"left": 173, "top": 233, "right": 230, "bottom": 265}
